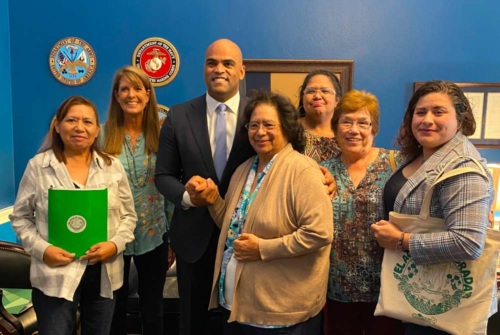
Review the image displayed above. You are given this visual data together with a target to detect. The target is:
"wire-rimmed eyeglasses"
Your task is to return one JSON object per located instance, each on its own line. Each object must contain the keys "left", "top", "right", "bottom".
{"left": 245, "top": 122, "right": 279, "bottom": 132}
{"left": 303, "top": 87, "right": 336, "bottom": 96}
{"left": 339, "top": 120, "right": 372, "bottom": 130}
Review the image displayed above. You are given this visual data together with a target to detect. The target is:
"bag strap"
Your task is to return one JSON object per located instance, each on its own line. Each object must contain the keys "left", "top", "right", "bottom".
{"left": 389, "top": 150, "right": 396, "bottom": 171}
{"left": 418, "top": 157, "right": 487, "bottom": 220}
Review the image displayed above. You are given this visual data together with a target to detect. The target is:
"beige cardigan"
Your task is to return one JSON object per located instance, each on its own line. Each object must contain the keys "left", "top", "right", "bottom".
{"left": 208, "top": 144, "right": 333, "bottom": 326}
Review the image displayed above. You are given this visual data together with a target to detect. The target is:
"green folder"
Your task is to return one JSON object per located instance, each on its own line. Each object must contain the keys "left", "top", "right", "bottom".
{"left": 48, "top": 188, "right": 108, "bottom": 257}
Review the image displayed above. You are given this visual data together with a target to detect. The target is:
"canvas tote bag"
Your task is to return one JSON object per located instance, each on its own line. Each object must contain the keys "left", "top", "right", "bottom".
{"left": 375, "top": 157, "right": 500, "bottom": 335}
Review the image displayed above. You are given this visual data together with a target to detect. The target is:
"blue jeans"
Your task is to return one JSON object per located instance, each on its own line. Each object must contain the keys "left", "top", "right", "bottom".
{"left": 32, "top": 263, "right": 116, "bottom": 335}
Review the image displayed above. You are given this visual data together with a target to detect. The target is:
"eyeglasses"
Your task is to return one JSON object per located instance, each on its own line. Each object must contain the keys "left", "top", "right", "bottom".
{"left": 245, "top": 121, "right": 279, "bottom": 132}
{"left": 303, "top": 87, "right": 336, "bottom": 96}
{"left": 339, "top": 120, "right": 372, "bottom": 130}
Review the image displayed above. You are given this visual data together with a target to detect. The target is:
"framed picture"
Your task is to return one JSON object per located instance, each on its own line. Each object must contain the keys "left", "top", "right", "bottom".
{"left": 243, "top": 59, "right": 354, "bottom": 107}
{"left": 414, "top": 82, "right": 500, "bottom": 148}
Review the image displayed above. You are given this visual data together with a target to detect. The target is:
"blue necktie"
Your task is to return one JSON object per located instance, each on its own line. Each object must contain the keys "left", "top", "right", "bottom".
{"left": 214, "top": 103, "right": 227, "bottom": 180}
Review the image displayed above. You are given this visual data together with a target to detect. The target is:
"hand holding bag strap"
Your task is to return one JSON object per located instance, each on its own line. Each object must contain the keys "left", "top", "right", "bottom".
{"left": 418, "top": 156, "right": 487, "bottom": 220}
{"left": 380, "top": 157, "right": 498, "bottom": 335}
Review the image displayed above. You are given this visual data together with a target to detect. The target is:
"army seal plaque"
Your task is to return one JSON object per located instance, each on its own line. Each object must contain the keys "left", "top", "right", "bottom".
{"left": 49, "top": 37, "right": 97, "bottom": 86}
{"left": 133, "top": 37, "right": 180, "bottom": 87}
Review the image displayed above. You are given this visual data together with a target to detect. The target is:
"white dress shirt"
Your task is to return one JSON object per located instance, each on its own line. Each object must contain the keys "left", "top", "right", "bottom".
{"left": 182, "top": 92, "right": 241, "bottom": 208}
{"left": 206, "top": 92, "right": 240, "bottom": 159}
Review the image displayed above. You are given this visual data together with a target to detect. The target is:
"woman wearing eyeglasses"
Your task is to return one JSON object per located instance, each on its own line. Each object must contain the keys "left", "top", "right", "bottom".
{"left": 297, "top": 70, "right": 342, "bottom": 163}
{"left": 185, "top": 90, "right": 333, "bottom": 334}
{"left": 320, "top": 90, "right": 404, "bottom": 335}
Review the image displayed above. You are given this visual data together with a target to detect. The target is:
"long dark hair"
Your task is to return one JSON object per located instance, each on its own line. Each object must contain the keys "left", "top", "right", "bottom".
{"left": 297, "top": 69, "right": 342, "bottom": 117}
{"left": 397, "top": 80, "right": 475, "bottom": 158}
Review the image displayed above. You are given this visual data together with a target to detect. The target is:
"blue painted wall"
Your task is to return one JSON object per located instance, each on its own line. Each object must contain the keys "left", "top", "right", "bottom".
{"left": 0, "top": 0, "right": 14, "bottom": 207}
{"left": 6, "top": 0, "right": 500, "bottom": 192}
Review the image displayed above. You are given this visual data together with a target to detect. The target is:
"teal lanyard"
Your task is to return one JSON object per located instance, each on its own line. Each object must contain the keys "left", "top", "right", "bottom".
{"left": 235, "top": 154, "right": 276, "bottom": 236}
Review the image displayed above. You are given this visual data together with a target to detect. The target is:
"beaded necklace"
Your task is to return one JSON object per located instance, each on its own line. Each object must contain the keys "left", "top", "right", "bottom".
{"left": 123, "top": 138, "right": 152, "bottom": 188}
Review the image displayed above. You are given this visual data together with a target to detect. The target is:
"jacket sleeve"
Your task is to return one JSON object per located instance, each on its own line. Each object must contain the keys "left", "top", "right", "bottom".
{"left": 409, "top": 160, "right": 493, "bottom": 264}
{"left": 155, "top": 107, "right": 187, "bottom": 208}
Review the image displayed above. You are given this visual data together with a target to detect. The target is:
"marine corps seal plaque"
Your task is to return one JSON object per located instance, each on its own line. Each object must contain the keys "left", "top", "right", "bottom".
{"left": 133, "top": 37, "right": 180, "bottom": 87}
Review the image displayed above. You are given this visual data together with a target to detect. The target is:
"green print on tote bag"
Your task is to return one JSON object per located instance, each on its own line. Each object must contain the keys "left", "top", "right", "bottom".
{"left": 375, "top": 158, "right": 500, "bottom": 335}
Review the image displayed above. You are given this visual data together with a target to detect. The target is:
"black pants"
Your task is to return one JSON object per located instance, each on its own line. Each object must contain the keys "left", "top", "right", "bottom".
{"left": 110, "top": 240, "right": 169, "bottom": 335}
{"left": 176, "top": 230, "right": 219, "bottom": 335}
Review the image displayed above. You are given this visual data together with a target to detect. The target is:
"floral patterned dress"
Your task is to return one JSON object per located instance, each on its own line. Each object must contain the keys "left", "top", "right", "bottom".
{"left": 321, "top": 148, "right": 401, "bottom": 302}
{"left": 118, "top": 133, "right": 171, "bottom": 256}
{"left": 301, "top": 130, "right": 340, "bottom": 163}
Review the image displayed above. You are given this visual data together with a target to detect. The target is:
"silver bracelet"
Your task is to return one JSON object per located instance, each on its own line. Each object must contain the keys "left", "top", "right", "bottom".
{"left": 396, "top": 232, "right": 405, "bottom": 251}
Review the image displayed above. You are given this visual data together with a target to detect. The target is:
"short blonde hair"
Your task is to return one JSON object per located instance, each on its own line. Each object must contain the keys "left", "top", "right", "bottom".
{"left": 331, "top": 90, "right": 380, "bottom": 136}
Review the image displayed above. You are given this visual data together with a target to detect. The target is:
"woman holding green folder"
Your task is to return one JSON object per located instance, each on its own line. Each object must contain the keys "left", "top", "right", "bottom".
{"left": 9, "top": 96, "right": 137, "bottom": 335}
{"left": 102, "top": 66, "right": 172, "bottom": 335}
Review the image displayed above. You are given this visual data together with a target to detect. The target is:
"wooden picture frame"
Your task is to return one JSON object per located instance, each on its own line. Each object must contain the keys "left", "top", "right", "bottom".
{"left": 414, "top": 82, "right": 500, "bottom": 148}
{"left": 243, "top": 59, "right": 354, "bottom": 107}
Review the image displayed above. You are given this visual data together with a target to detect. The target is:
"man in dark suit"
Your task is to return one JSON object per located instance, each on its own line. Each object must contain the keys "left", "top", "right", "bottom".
{"left": 155, "top": 39, "right": 255, "bottom": 335}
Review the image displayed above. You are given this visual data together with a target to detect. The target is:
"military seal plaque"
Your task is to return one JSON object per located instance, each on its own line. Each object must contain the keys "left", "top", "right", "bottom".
{"left": 49, "top": 37, "right": 97, "bottom": 86}
{"left": 133, "top": 37, "right": 180, "bottom": 87}
{"left": 157, "top": 104, "right": 170, "bottom": 116}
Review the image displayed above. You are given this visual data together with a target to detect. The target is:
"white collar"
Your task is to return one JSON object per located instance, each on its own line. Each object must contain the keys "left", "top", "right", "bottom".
{"left": 206, "top": 92, "right": 240, "bottom": 116}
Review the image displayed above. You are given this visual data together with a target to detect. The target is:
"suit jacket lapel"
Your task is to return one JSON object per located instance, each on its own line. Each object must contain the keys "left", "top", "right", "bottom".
{"left": 226, "top": 97, "right": 248, "bottom": 163}
{"left": 185, "top": 95, "right": 216, "bottom": 177}
{"left": 394, "top": 133, "right": 464, "bottom": 212}
{"left": 394, "top": 166, "right": 426, "bottom": 212}
{"left": 223, "top": 96, "right": 249, "bottom": 181}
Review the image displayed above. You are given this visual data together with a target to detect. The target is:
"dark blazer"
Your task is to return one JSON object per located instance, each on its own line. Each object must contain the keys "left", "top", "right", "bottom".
{"left": 155, "top": 94, "right": 255, "bottom": 262}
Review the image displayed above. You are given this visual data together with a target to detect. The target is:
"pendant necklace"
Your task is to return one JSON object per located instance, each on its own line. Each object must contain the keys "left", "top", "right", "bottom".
{"left": 124, "top": 138, "right": 151, "bottom": 188}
